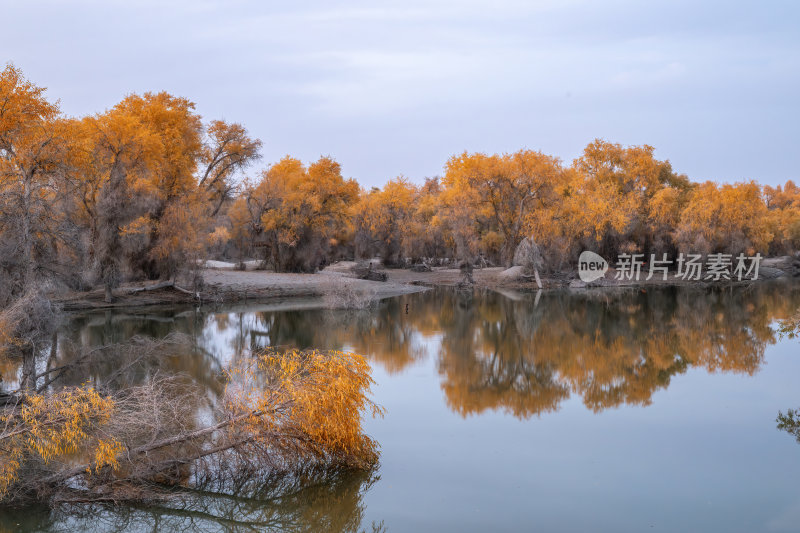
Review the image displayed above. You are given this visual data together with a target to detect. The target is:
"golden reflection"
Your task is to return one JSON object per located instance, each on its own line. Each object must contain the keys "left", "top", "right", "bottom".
{"left": 429, "top": 284, "right": 795, "bottom": 417}
{"left": 47, "top": 281, "right": 800, "bottom": 421}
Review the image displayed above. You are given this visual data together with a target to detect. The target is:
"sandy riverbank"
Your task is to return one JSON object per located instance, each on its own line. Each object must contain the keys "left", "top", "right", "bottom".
{"left": 53, "top": 256, "right": 798, "bottom": 311}
{"left": 55, "top": 266, "right": 429, "bottom": 311}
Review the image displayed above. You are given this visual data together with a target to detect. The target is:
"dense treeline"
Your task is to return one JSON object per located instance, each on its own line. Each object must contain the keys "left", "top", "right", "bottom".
{"left": 3, "top": 63, "right": 800, "bottom": 309}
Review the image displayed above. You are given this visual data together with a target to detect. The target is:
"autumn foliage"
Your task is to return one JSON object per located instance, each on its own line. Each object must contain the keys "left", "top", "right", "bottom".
{"left": 0, "top": 65, "right": 261, "bottom": 305}
{"left": 233, "top": 140, "right": 800, "bottom": 273}
{"left": 2, "top": 63, "right": 799, "bottom": 297}
{"left": 230, "top": 156, "right": 359, "bottom": 272}
{"left": 0, "top": 348, "right": 382, "bottom": 504}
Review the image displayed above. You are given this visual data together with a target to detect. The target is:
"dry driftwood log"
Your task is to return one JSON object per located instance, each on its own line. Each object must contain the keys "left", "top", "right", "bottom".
{"left": 351, "top": 263, "right": 387, "bottom": 282}
{"left": 127, "top": 281, "right": 196, "bottom": 296}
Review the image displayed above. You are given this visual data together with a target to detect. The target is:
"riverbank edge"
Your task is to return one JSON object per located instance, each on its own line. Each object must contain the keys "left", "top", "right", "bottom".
{"left": 51, "top": 256, "right": 799, "bottom": 312}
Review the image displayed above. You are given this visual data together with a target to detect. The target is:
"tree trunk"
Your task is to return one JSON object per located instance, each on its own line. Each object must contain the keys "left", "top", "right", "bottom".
{"left": 20, "top": 175, "right": 35, "bottom": 289}
{"left": 20, "top": 346, "right": 36, "bottom": 391}
{"left": 96, "top": 157, "right": 126, "bottom": 302}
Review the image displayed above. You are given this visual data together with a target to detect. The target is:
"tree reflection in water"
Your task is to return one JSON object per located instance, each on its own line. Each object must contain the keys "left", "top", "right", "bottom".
{"left": 0, "top": 469, "right": 383, "bottom": 533}
{"left": 14, "top": 281, "right": 797, "bottom": 530}
{"left": 216, "top": 283, "right": 797, "bottom": 419}
{"left": 776, "top": 309, "right": 800, "bottom": 448}
{"left": 50, "top": 281, "right": 800, "bottom": 422}
{"left": 433, "top": 285, "right": 784, "bottom": 417}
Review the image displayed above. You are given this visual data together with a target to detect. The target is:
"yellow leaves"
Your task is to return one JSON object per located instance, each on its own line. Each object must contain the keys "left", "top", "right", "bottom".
{"left": 0, "top": 65, "right": 70, "bottom": 289}
{"left": 0, "top": 63, "right": 60, "bottom": 138}
{"left": 209, "top": 225, "right": 231, "bottom": 246}
{"left": 442, "top": 149, "right": 564, "bottom": 263}
{"left": 120, "top": 215, "right": 153, "bottom": 237}
{"left": 0, "top": 347, "right": 382, "bottom": 505}
{"left": 436, "top": 139, "right": 785, "bottom": 265}
{"left": 256, "top": 155, "right": 358, "bottom": 245}
{"left": 352, "top": 177, "right": 420, "bottom": 260}
{"left": 0, "top": 315, "right": 17, "bottom": 357}
{"left": 480, "top": 230, "right": 504, "bottom": 256}
{"left": 224, "top": 348, "right": 384, "bottom": 469}
{"left": 677, "top": 180, "right": 773, "bottom": 254}
{"left": 649, "top": 186, "right": 684, "bottom": 228}
{"left": 93, "top": 438, "right": 124, "bottom": 474}
{"left": 233, "top": 155, "right": 359, "bottom": 270}
{"left": 0, "top": 385, "right": 118, "bottom": 499}
{"left": 82, "top": 92, "right": 202, "bottom": 201}
{"left": 155, "top": 198, "right": 205, "bottom": 247}
{"left": 199, "top": 120, "right": 262, "bottom": 214}
{"left": 114, "top": 92, "right": 203, "bottom": 195}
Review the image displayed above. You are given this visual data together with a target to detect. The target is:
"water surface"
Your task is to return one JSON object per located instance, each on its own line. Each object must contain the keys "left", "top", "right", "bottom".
{"left": 4, "top": 283, "right": 800, "bottom": 532}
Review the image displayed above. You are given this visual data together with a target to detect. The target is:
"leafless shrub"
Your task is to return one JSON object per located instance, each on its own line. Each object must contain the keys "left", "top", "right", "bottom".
{"left": 0, "top": 288, "right": 58, "bottom": 355}
{"left": 37, "top": 333, "right": 193, "bottom": 393}
{"left": 322, "top": 277, "right": 378, "bottom": 310}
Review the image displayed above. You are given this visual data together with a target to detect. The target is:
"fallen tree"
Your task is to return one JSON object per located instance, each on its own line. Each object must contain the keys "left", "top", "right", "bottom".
{"left": 0, "top": 348, "right": 383, "bottom": 506}
{"left": 126, "top": 281, "right": 197, "bottom": 296}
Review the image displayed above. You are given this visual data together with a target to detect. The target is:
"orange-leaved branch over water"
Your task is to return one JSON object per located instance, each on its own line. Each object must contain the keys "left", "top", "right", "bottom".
{"left": 0, "top": 348, "right": 383, "bottom": 505}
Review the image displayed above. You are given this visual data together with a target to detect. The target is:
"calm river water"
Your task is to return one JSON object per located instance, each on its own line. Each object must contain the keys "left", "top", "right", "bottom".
{"left": 4, "top": 282, "right": 800, "bottom": 532}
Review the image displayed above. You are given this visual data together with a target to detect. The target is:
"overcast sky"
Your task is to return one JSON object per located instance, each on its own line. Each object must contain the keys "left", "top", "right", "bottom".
{"left": 2, "top": 0, "right": 798, "bottom": 187}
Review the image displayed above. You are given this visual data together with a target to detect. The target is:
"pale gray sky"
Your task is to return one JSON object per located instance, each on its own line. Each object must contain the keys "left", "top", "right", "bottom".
{"left": 2, "top": 0, "right": 798, "bottom": 186}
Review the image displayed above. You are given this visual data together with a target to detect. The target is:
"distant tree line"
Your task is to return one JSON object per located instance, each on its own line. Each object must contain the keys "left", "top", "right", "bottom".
{"left": 2, "top": 62, "right": 800, "bottom": 310}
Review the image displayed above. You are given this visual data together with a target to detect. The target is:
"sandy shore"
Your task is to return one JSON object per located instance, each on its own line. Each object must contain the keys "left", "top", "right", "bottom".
{"left": 55, "top": 266, "right": 430, "bottom": 311}
{"left": 202, "top": 268, "right": 428, "bottom": 300}
{"left": 53, "top": 257, "right": 797, "bottom": 311}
